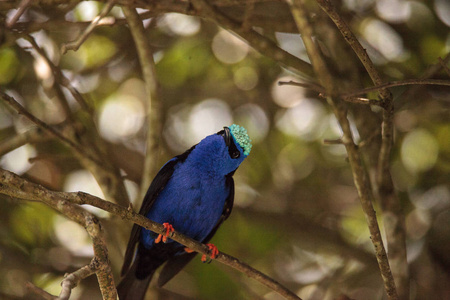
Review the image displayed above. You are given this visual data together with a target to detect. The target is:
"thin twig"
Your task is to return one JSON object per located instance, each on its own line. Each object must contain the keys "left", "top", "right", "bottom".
{"left": 314, "top": 1, "right": 408, "bottom": 298}
{"left": 280, "top": 76, "right": 450, "bottom": 101}
{"left": 21, "top": 34, "right": 131, "bottom": 208}
{"left": 0, "top": 168, "right": 302, "bottom": 300}
{"left": 26, "top": 282, "right": 57, "bottom": 300}
{"left": 0, "top": 127, "right": 50, "bottom": 156}
{"left": 278, "top": 80, "right": 325, "bottom": 94}
{"left": 340, "top": 79, "right": 450, "bottom": 98}
{"left": 314, "top": 0, "right": 391, "bottom": 101}
{"left": 323, "top": 138, "right": 343, "bottom": 145}
{"left": 358, "top": 128, "right": 381, "bottom": 149}
{"left": 5, "top": 0, "right": 32, "bottom": 28}
{"left": 190, "top": 0, "right": 315, "bottom": 78}
{"left": 122, "top": 7, "right": 162, "bottom": 200}
{"left": 20, "top": 34, "right": 92, "bottom": 112}
{"left": 61, "top": 0, "right": 116, "bottom": 53}
{"left": 397, "top": 54, "right": 450, "bottom": 106}
{"left": 0, "top": 169, "right": 117, "bottom": 300}
{"left": 287, "top": 1, "right": 399, "bottom": 300}
{"left": 0, "top": 91, "right": 103, "bottom": 167}
{"left": 59, "top": 263, "right": 97, "bottom": 300}
{"left": 341, "top": 97, "right": 382, "bottom": 106}
{"left": 21, "top": 34, "right": 74, "bottom": 121}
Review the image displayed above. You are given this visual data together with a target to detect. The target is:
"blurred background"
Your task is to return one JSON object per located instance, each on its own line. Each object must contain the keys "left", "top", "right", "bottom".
{"left": 0, "top": 0, "right": 449, "bottom": 299}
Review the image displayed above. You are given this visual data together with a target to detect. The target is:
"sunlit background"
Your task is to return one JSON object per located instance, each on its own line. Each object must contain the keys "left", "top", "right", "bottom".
{"left": 0, "top": 0, "right": 449, "bottom": 299}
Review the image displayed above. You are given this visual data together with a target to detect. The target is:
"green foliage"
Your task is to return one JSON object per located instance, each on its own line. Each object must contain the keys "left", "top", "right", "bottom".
{"left": 10, "top": 203, "right": 55, "bottom": 248}
{"left": 80, "top": 35, "right": 117, "bottom": 68}
{"left": 0, "top": 47, "right": 20, "bottom": 85}
{"left": 0, "top": 1, "right": 449, "bottom": 299}
{"left": 156, "top": 38, "right": 213, "bottom": 87}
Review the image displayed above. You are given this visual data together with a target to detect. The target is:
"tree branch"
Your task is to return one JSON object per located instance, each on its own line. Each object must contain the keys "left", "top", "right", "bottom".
{"left": 0, "top": 168, "right": 302, "bottom": 300}
{"left": 190, "top": 0, "right": 315, "bottom": 79}
{"left": 0, "top": 89, "right": 130, "bottom": 206}
{"left": 314, "top": 2, "right": 409, "bottom": 297}
{"left": 61, "top": 0, "right": 116, "bottom": 53}
{"left": 0, "top": 169, "right": 117, "bottom": 300}
{"left": 26, "top": 282, "right": 57, "bottom": 300}
{"left": 122, "top": 6, "right": 163, "bottom": 200}
{"left": 314, "top": 0, "right": 391, "bottom": 101}
{"left": 278, "top": 80, "right": 325, "bottom": 94}
{"left": 59, "top": 263, "right": 97, "bottom": 300}
{"left": 0, "top": 90, "right": 101, "bottom": 166}
{"left": 7, "top": 33, "right": 131, "bottom": 207}
{"left": 287, "top": 1, "right": 399, "bottom": 299}
{"left": 5, "top": 0, "right": 32, "bottom": 28}
{"left": 340, "top": 79, "right": 450, "bottom": 98}
{"left": 280, "top": 78, "right": 450, "bottom": 100}
{"left": 0, "top": 126, "right": 50, "bottom": 156}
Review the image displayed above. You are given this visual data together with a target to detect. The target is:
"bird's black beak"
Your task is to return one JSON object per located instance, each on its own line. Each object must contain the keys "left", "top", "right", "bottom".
{"left": 222, "top": 127, "right": 232, "bottom": 147}
{"left": 218, "top": 126, "right": 241, "bottom": 159}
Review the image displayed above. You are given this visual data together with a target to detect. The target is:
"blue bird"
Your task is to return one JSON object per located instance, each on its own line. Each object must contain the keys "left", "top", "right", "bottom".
{"left": 117, "top": 124, "right": 252, "bottom": 300}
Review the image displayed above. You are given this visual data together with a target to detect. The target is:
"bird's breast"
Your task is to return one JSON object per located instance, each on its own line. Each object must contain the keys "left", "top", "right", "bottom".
{"left": 143, "top": 169, "right": 228, "bottom": 245}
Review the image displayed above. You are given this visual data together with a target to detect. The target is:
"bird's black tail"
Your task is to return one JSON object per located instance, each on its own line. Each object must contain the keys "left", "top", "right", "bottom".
{"left": 117, "top": 256, "right": 155, "bottom": 300}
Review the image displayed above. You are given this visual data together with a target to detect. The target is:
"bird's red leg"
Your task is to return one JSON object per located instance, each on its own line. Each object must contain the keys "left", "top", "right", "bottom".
{"left": 184, "top": 244, "right": 219, "bottom": 262}
{"left": 155, "top": 222, "right": 175, "bottom": 243}
{"left": 201, "top": 244, "right": 219, "bottom": 262}
{"left": 184, "top": 247, "right": 195, "bottom": 253}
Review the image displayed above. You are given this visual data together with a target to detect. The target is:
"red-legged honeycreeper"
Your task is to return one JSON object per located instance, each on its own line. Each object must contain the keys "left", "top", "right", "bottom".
{"left": 117, "top": 125, "right": 252, "bottom": 300}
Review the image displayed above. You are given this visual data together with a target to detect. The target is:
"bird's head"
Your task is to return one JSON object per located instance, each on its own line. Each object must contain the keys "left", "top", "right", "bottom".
{"left": 192, "top": 124, "right": 252, "bottom": 176}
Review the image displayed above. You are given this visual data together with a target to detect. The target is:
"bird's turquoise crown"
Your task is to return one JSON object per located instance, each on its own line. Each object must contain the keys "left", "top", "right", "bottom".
{"left": 229, "top": 124, "right": 252, "bottom": 156}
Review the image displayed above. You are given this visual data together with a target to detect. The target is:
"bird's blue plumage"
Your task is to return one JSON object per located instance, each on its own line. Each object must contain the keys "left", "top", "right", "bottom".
{"left": 117, "top": 126, "right": 251, "bottom": 300}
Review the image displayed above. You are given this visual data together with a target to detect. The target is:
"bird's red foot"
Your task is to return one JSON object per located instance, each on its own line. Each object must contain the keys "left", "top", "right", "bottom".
{"left": 184, "top": 247, "right": 195, "bottom": 253}
{"left": 201, "top": 244, "right": 219, "bottom": 263}
{"left": 155, "top": 223, "right": 175, "bottom": 243}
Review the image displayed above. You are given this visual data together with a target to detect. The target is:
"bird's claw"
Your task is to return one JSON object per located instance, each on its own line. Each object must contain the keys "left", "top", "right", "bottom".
{"left": 155, "top": 222, "right": 175, "bottom": 243}
{"left": 184, "top": 247, "right": 195, "bottom": 253}
{"left": 201, "top": 243, "right": 219, "bottom": 263}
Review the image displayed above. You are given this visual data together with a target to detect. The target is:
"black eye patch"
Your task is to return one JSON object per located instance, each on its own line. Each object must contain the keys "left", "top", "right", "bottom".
{"left": 217, "top": 127, "right": 241, "bottom": 159}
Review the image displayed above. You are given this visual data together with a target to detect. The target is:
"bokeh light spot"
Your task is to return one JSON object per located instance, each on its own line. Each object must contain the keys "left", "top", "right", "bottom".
{"left": 188, "top": 99, "right": 233, "bottom": 144}
{"left": 212, "top": 30, "right": 249, "bottom": 64}
{"left": 361, "top": 19, "right": 406, "bottom": 61}
{"left": 233, "top": 66, "right": 259, "bottom": 91}
{"left": 0, "top": 144, "right": 36, "bottom": 175}
{"left": 98, "top": 95, "right": 145, "bottom": 142}
{"left": 63, "top": 169, "right": 108, "bottom": 218}
{"left": 159, "top": 13, "right": 201, "bottom": 36}
{"left": 434, "top": 0, "right": 450, "bottom": 26}
{"left": 276, "top": 98, "right": 326, "bottom": 140}
{"left": 272, "top": 76, "right": 306, "bottom": 108}
{"left": 75, "top": 1, "right": 99, "bottom": 21}
{"left": 53, "top": 215, "right": 93, "bottom": 256}
{"left": 376, "top": 0, "right": 411, "bottom": 23}
{"left": 79, "top": 35, "right": 117, "bottom": 69}
{"left": 234, "top": 103, "right": 269, "bottom": 143}
{"left": 401, "top": 129, "right": 439, "bottom": 173}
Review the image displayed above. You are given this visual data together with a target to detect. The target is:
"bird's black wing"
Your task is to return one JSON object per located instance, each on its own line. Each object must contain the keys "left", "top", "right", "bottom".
{"left": 157, "top": 170, "right": 236, "bottom": 287}
{"left": 121, "top": 145, "right": 196, "bottom": 276}
{"left": 203, "top": 171, "right": 235, "bottom": 242}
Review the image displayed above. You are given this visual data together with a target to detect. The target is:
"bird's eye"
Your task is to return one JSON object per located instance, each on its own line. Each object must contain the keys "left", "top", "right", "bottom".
{"left": 231, "top": 150, "right": 240, "bottom": 159}
{"left": 221, "top": 127, "right": 241, "bottom": 159}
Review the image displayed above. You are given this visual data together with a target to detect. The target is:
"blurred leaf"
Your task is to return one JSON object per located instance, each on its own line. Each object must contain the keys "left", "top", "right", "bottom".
{"left": 79, "top": 35, "right": 117, "bottom": 69}
{"left": 420, "top": 35, "right": 447, "bottom": 64}
{"left": 10, "top": 203, "right": 55, "bottom": 247}
{"left": 157, "top": 38, "right": 213, "bottom": 88}
{"left": 0, "top": 47, "right": 20, "bottom": 85}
